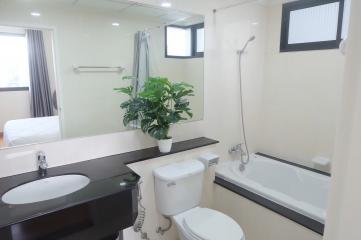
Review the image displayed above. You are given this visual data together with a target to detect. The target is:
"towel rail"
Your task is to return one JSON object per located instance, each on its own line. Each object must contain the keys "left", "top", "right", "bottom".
{"left": 73, "top": 65, "right": 125, "bottom": 72}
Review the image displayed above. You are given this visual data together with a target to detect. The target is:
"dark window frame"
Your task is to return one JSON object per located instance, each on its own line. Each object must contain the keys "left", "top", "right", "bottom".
{"left": 192, "top": 23, "right": 205, "bottom": 58}
{"left": 280, "top": 0, "right": 345, "bottom": 52}
{"left": 165, "top": 23, "right": 204, "bottom": 59}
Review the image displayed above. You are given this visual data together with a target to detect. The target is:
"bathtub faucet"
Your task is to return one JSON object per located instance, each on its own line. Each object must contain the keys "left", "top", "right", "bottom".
{"left": 229, "top": 144, "right": 248, "bottom": 172}
{"left": 37, "top": 151, "right": 48, "bottom": 177}
{"left": 229, "top": 143, "right": 245, "bottom": 155}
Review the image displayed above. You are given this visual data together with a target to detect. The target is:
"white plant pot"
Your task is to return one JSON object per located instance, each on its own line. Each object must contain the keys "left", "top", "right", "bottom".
{"left": 157, "top": 138, "right": 173, "bottom": 153}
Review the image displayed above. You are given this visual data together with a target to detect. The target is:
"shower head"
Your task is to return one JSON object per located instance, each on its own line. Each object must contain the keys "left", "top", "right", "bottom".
{"left": 248, "top": 36, "right": 256, "bottom": 42}
{"left": 238, "top": 35, "right": 256, "bottom": 55}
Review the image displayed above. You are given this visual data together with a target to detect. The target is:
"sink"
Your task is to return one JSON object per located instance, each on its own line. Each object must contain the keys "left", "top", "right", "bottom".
{"left": 2, "top": 174, "right": 90, "bottom": 205}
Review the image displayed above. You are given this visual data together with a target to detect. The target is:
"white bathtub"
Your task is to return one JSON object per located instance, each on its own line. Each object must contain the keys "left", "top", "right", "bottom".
{"left": 215, "top": 153, "right": 330, "bottom": 224}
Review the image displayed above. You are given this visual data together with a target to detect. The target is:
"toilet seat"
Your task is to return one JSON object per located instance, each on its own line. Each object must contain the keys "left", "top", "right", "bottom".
{"left": 180, "top": 208, "right": 244, "bottom": 240}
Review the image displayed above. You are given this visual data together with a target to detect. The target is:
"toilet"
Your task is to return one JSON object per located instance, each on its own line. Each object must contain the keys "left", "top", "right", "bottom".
{"left": 153, "top": 159, "right": 245, "bottom": 240}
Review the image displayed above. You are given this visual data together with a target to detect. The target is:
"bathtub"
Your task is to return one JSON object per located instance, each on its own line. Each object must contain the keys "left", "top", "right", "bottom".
{"left": 215, "top": 153, "right": 330, "bottom": 226}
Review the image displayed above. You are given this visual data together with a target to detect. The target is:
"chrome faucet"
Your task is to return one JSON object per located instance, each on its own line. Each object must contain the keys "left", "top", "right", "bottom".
{"left": 37, "top": 151, "right": 48, "bottom": 176}
{"left": 229, "top": 143, "right": 248, "bottom": 172}
{"left": 228, "top": 143, "right": 245, "bottom": 155}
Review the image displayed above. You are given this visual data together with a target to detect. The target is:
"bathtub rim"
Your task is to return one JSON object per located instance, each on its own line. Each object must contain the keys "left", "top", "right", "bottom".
{"left": 214, "top": 152, "right": 328, "bottom": 235}
{"left": 255, "top": 153, "right": 330, "bottom": 177}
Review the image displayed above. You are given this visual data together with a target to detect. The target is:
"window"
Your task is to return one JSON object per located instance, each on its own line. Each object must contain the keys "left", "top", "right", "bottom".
{"left": 165, "top": 23, "right": 204, "bottom": 58}
{"left": 0, "top": 33, "right": 30, "bottom": 90}
{"left": 166, "top": 26, "right": 192, "bottom": 57}
{"left": 194, "top": 23, "right": 204, "bottom": 57}
{"left": 280, "top": 0, "right": 348, "bottom": 52}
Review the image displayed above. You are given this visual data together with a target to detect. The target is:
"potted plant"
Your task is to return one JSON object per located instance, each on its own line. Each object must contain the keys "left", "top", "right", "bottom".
{"left": 115, "top": 77, "right": 194, "bottom": 153}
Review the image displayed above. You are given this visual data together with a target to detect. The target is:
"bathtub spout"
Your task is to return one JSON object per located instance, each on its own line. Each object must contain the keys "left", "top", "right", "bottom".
{"left": 229, "top": 143, "right": 249, "bottom": 171}
{"left": 229, "top": 143, "right": 244, "bottom": 155}
{"left": 239, "top": 163, "right": 246, "bottom": 172}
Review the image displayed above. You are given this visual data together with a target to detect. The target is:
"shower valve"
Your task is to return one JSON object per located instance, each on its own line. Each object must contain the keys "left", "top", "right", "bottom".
{"left": 228, "top": 144, "right": 245, "bottom": 155}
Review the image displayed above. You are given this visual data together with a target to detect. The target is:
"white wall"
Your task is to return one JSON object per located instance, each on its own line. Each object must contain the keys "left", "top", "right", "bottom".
{"left": 324, "top": 0, "right": 361, "bottom": 239}
{"left": 0, "top": 90, "right": 31, "bottom": 132}
{"left": 256, "top": 4, "right": 345, "bottom": 169}
{"left": 207, "top": 1, "right": 268, "bottom": 161}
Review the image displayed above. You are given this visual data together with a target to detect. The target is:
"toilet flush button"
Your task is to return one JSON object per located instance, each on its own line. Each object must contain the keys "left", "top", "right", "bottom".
{"left": 119, "top": 181, "right": 127, "bottom": 186}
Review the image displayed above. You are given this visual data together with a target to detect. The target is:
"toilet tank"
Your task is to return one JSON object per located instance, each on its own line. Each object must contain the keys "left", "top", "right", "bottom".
{"left": 153, "top": 160, "right": 205, "bottom": 216}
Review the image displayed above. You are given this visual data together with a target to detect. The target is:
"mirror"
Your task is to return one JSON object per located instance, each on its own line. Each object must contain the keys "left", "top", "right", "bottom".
{"left": 0, "top": 0, "right": 204, "bottom": 149}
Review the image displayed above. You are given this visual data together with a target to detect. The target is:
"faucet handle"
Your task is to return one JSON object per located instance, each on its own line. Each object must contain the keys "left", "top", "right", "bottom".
{"left": 37, "top": 151, "right": 48, "bottom": 168}
{"left": 37, "top": 151, "right": 46, "bottom": 160}
{"left": 229, "top": 143, "right": 246, "bottom": 155}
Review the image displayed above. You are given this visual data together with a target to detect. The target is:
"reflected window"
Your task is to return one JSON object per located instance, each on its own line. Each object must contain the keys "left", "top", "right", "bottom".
{"left": 195, "top": 24, "right": 205, "bottom": 57}
{"left": 196, "top": 28, "right": 204, "bottom": 52}
{"left": 0, "top": 33, "right": 30, "bottom": 89}
{"left": 166, "top": 26, "right": 192, "bottom": 57}
{"left": 280, "top": 0, "right": 350, "bottom": 52}
{"left": 165, "top": 23, "right": 204, "bottom": 58}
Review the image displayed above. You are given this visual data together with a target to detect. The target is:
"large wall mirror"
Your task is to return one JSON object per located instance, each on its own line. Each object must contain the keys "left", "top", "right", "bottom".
{"left": 0, "top": 0, "right": 204, "bottom": 149}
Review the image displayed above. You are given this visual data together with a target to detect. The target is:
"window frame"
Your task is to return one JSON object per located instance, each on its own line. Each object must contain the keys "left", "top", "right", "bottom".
{"left": 192, "top": 23, "right": 205, "bottom": 58}
{"left": 0, "top": 32, "right": 30, "bottom": 91}
{"left": 165, "top": 23, "right": 204, "bottom": 59}
{"left": 280, "top": 0, "right": 345, "bottom": 52}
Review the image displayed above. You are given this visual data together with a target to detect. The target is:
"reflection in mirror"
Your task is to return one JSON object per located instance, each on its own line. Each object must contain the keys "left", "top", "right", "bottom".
{"left": 0, "top": 0, "right": 204, "bottom": 149}
{"left": 0, "top": 25, "right": 59, "bottom": 148}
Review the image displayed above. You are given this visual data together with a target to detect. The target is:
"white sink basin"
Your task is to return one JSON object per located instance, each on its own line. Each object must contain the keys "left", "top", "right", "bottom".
{"left": 2, "top": 174, "right": 90, "bottom": 205}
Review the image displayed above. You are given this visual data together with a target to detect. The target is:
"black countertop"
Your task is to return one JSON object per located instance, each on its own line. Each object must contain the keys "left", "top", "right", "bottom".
{"left": 0, "top": 156, "right": 140, "bottom": 230}
{"left": 0, "top": 137, "right": 219, "bottom": 230}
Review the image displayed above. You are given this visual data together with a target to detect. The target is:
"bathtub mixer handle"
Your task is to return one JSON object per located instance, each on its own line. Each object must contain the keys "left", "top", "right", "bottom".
{"left": 228, "top": 143, "right": 246, "bottom": 155}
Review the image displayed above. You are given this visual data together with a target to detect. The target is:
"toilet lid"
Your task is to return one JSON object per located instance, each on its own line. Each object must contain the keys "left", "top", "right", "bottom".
{"left": 182, "top": 208, "right": 244, "bottom": 240}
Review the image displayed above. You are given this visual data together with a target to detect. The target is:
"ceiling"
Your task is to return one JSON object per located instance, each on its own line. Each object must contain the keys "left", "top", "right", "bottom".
{"left": 13, "top": 0, "right": 203, "bottom": 25}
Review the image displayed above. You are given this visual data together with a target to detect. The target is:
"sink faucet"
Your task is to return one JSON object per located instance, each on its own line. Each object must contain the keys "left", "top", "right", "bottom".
{"left": 37, "top": 151, "right": 48, "bottom": 176}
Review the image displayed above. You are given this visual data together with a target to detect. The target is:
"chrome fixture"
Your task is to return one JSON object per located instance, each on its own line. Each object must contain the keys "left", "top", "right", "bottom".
{"left": 229, "top": 143, "right": 247, "bottom": 171}
{"left": 237, "top": 36, "right": 256, "bottom": 55}
{"left": 37, "top": 151, "right": 48, "bottom": 176}
{"left": 73, "top": 65, "right": 125, "bottom": 73}
{"left": 229, "top": 144, "right": 245, "bottom": 155}
{"left": 233, "top": 35, "right": 256, "bottom": 172}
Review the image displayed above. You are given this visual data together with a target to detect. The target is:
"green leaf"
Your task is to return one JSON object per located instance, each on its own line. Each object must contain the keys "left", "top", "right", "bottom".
{"left": 116, "top": 77, "right": 194, "bottom": 139}
{"left": 114, "top": 86, "right": 134, "bottom": 96}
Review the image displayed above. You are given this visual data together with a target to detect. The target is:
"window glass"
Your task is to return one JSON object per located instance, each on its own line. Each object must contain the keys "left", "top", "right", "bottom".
{"left": 166, "top": 26, "right": 191, "bottom": 57}
{"left": 0, "top": 34, "right": 29, "bottom": 88}
{"left": 288, "top": 2, "right": 340, "bottom": 44}
{"left": 196, "top": 28, "right": 204, "bottom": 53}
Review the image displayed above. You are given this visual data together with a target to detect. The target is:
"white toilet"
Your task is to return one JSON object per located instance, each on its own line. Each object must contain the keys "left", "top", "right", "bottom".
{"left": 153, "top": 159, "right": 245, "bottom": 240}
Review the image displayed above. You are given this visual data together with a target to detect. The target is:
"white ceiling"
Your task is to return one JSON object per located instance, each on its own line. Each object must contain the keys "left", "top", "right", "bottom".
{"left": 6, "top": 0, "right": 203, "bottom": 25}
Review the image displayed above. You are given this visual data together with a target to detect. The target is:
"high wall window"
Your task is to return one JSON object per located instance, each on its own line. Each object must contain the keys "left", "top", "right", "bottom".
{"left": 280, "top": 0, "right": 350, "bottom": 52}
{"left": 165, "top": 23, "right": 204, "bottom": 58}
{"left": 0, "top": 33, "right": 30, "bottom": 90}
